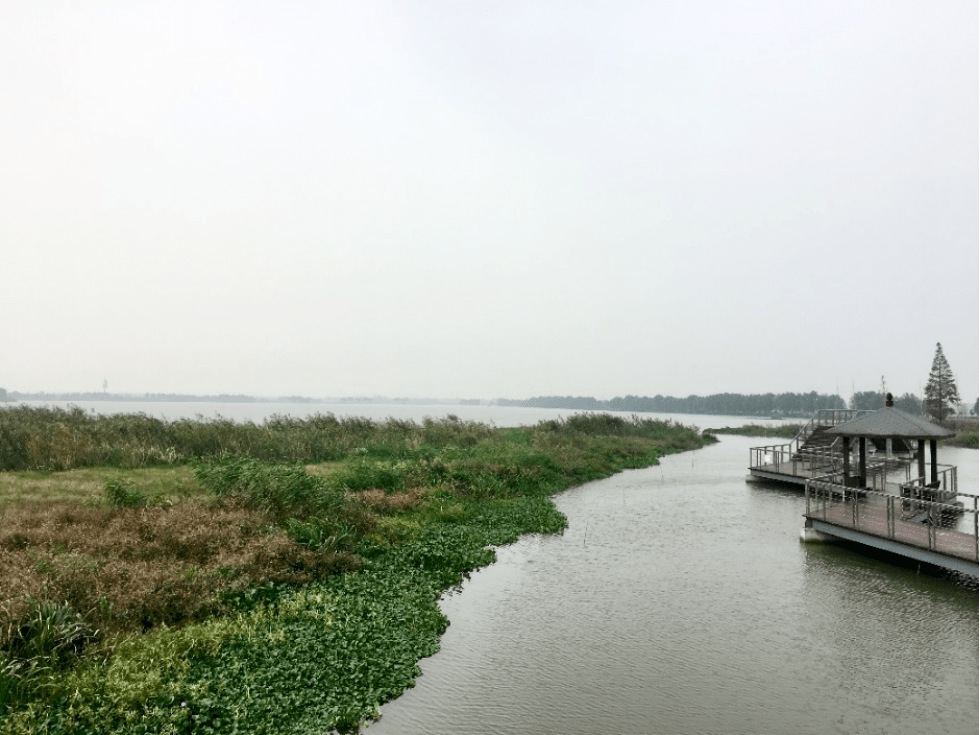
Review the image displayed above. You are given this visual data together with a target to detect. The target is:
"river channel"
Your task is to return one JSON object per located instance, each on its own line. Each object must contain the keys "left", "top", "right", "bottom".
{"left": 368, "top": 435, "right": 977, "bottom": 735}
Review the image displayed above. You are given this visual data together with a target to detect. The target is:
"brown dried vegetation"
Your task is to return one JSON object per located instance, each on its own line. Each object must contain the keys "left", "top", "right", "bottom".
{"left": 354, "top": 487, "right": 423, "bottom": 513}
{"left": 0, "top": 498, "right": 360, "bottom": 640}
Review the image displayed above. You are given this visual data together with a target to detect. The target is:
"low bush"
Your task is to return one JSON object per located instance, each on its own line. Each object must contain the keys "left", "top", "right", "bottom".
{"left": 103, "top": 479, "right": 146, "bottom": 508}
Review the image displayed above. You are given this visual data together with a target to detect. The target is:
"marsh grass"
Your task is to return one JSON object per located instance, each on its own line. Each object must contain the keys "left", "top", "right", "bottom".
{"left": 944, "top": 430, "right": 979, "bottom": 449}
{"left": 938, "top": 418, "right": 979, "bottom": 449}
{"left": 1, "top": 600, "right": 98, "bottom": 711}
{"left": 0, "top": 411, "right": 713, "bottom": 732}
{"left": 0, "top": 405, "right": 497, "bottom": 472}
{"left": 703, "top": 423, "right": 802, "bottom": 438}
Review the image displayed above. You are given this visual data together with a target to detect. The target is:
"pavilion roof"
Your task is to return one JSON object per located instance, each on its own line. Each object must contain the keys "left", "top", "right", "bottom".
{"left": 826, "top": 407, "right": 954, "bottom": 439}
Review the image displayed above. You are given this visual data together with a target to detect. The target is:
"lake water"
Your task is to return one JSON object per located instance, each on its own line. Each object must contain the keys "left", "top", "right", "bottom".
{"left": 365, "top": 437, "right": 978, "bottom": 735}
{"left": 12, "top": 401, "right": 980, "bottom": 732}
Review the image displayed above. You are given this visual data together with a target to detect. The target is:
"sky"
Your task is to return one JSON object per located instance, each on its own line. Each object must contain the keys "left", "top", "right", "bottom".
{"left": 2, "top": 1, "right": 977, "bottom": 403}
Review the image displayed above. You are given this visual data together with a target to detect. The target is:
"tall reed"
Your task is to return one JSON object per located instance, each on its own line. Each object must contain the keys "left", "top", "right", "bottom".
{"left": 0, "top": 406, "right": 496, "bottom": 472}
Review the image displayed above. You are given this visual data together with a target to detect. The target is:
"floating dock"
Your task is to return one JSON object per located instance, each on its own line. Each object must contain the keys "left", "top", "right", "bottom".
{"left": 748, "top": 406, "right": 978, "bottom": 578}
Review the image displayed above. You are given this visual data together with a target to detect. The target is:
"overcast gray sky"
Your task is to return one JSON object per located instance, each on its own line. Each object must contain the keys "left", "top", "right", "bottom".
{"left": 2, "top": 1, "right": 977, "bottom": 402}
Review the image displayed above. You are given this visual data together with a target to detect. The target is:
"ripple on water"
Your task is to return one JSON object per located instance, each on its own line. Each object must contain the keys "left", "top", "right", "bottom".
{"left": 369, "top": 442, "right": 978, "bottom": 735}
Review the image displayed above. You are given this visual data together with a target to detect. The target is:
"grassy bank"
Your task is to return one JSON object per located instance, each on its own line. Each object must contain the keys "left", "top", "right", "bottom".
{"left": 940, "top": 418, "right": 979, "bottom": 449}
{"left": 0, "top": 409, "right": 713, "bottom": 733}
{"left": 944, "top": 431, "right": 979, "bottom": 449}
{"left": 703, "top": 424, "right": 802, "bottom": 439}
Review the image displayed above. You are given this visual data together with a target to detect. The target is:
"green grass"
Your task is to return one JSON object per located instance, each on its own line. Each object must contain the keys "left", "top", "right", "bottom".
{"left": 944, "top": 430, "right": 979, "bottom": 449}
{"left": 0, "top": 466, "right": 202, "bottom": 511}
{"left": 0, "top": 412, "right": 713, "bottom": 733}
{"left": 703, "top": 423, "right": 802, "bottom": 439}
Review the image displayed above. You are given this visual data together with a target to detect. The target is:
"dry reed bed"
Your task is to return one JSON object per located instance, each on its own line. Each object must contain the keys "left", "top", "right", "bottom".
{"left": 0, "top": 499, "right": 362, "bottom": 639}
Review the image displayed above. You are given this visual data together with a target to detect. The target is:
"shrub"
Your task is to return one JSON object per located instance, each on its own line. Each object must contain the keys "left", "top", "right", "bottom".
{"left": 103, "top": 479, "right": 146, "bottom": 508}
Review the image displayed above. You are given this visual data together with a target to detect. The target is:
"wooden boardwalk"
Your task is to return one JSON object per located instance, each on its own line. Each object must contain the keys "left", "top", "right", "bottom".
{"left": 803, "top": 483, "right": 978, "bottom": 577}
{"left": 809, "top": 497, "right": 977, "bottom": 561}
{"left": 747, "top": 443, "right": 977, "bottom": 574}
{"left": 750, "top": 460, "right": 836, "bottom": 485}
{"left": 748, "top": 409, "right": 977, "bottom": 576}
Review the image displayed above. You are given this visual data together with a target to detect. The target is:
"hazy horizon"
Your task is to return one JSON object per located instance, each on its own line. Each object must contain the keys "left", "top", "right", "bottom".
{"left": 3, "top": 2, "right": 977, "bottom": 403}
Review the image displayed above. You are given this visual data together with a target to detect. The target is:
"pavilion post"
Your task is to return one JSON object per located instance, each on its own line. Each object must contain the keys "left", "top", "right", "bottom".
{"left": 930, "top": 440, "right": 938, "bottom": 485}
{"left": 858, "top": 437, "right": 867, "bottom": 487}
{"left": 917, "top": 440, "right": 926, "bottom": 484}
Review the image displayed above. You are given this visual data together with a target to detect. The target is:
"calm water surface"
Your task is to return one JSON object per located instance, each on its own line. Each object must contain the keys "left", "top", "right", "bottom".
{"left": 367, "top": 436, "right": 977, "bottom": 735}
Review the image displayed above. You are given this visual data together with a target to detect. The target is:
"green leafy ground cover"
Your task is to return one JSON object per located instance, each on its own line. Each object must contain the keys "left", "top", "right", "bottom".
{"left": 1, "top": 411, "right": 712, "bottom": 733}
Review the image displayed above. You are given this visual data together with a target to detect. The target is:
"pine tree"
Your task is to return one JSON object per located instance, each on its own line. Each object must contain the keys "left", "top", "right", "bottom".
{"left": 924, "top": 342, "right": 961, "bottom": 420}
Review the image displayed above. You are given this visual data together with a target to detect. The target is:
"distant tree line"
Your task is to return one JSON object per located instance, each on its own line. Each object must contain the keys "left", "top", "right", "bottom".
{"left": 496, "top": 392, "right": 848, "bottom": 417}
{"left": 848, "top": 391, "right": 922, "bottom": 413}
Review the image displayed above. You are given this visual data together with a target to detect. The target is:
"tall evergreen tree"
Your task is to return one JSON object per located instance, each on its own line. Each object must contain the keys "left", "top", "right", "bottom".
{"left": 924, "top": 342, "right": 961, "bottom": 420}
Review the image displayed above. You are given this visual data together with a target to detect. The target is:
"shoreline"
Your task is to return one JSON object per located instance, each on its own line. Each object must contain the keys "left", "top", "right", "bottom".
{"left": 0, "top": 411, "right": 714, "bottom": 734}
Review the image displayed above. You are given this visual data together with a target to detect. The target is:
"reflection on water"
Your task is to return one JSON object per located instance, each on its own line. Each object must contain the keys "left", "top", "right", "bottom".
{"left": 369, "top": 436, "right": 977, "bottom": 735}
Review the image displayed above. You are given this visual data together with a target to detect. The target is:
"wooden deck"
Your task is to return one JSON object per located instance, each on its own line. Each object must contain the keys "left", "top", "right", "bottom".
{"left": 749, "top": 460, "right": 836, "bottom": 485}
{"left": 748, "top": 410, "right": 977, "bottom": 576}
{"left": 803, "top": 482, "right": 978, "bottom": 577}
{"left": 812, "top": 500, "right": 977, "bottom": 561}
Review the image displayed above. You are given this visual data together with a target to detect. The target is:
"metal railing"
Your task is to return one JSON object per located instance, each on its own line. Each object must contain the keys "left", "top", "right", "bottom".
{"left": 805, "top": 477, "right": 979, "bottom": 562}
{"left": 791, "top": 409, "right": 872, "bottom": 453}
{"left": 751, "top": 409, "right": 878, "bottom": 477}
{"left": 750, "top": 443, "right": 899, "bottom": 491}
{"left": 901, "top": 465, "right": 958, "bottom": 501}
